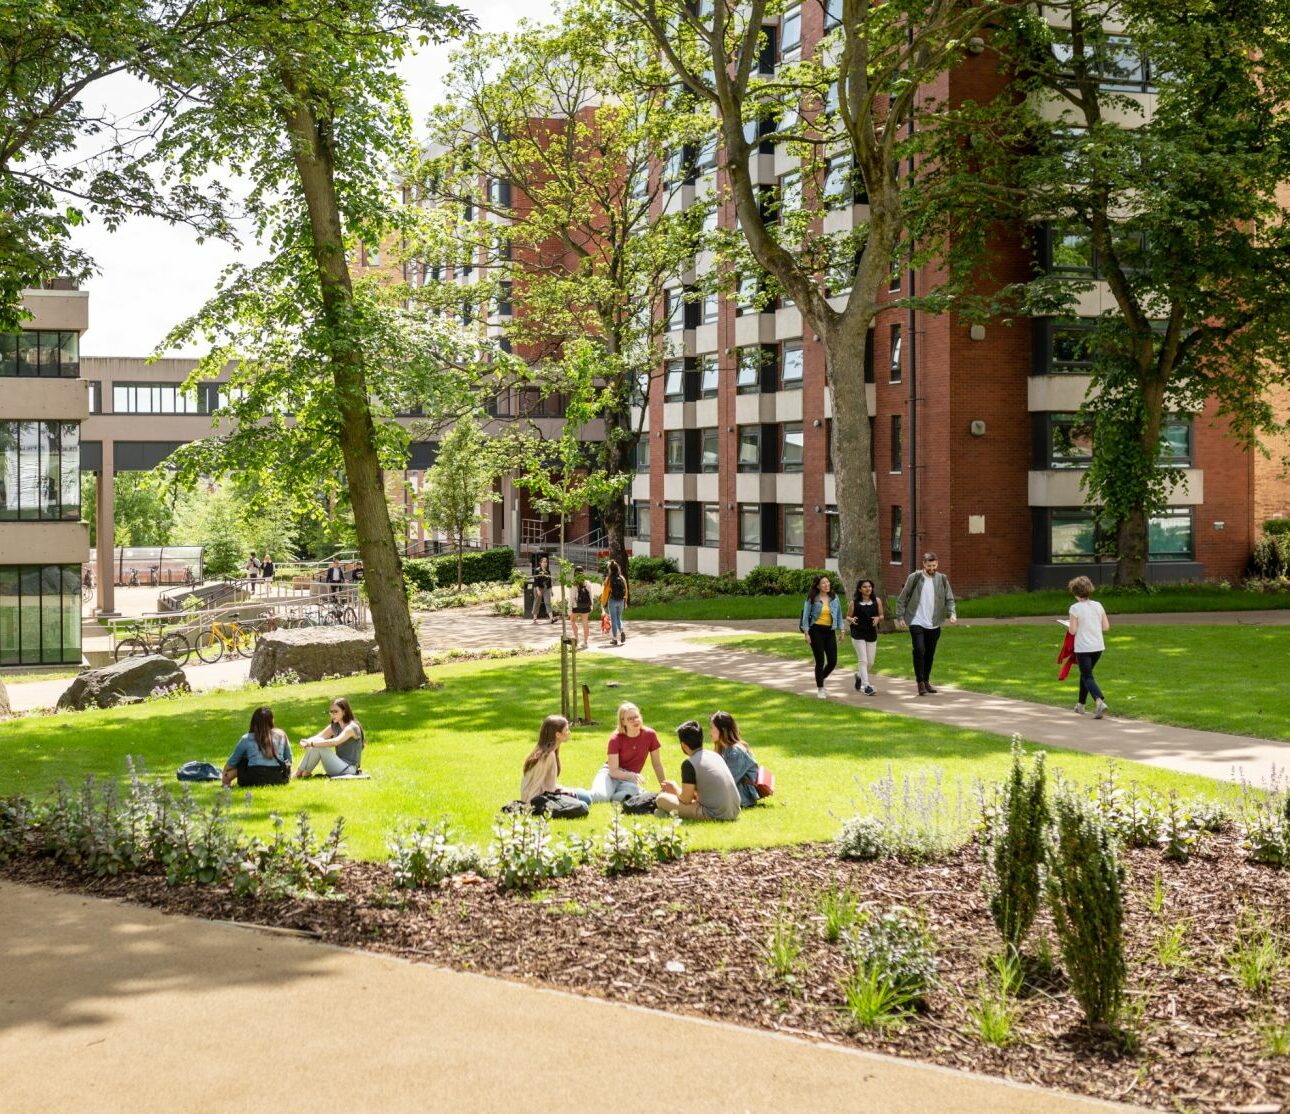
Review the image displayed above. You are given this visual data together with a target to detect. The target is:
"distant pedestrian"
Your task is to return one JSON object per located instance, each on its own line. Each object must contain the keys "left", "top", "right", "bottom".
{"left": 1067, "top": 575, "right": 1110, "bottom": 719}
{"left": 324, "top": 557, "right": 345, "bottom": 596}
{"left": 570, "top": 566, "right": 592, "bottom": 650}
{"left": 349, "top": 561, "right": 364, "bottom": 582}
{"left": 799, "top": 574, "right": 842, "bottom": 699}
{"left": 531, "top": 556, "right": 554, "bottom": 624}
{"left": 261, "top": 553, "right": 275, "bottom": 584}
{"left": 846, "top": 577, "right": 884, "bottom": 696}
{"left": 245, "top": 552, "right": 261, "bottom": 592}
{"left": 600, "top": 559, "right": 629, "bottom": 646}
{"left": 895, "top": 552, "right": 957, "bottom": 695}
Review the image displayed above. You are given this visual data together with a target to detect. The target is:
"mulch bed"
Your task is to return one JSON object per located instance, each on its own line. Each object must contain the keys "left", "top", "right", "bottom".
{"left": 5, "top": 835, "right": 1288, "bottom": 1112}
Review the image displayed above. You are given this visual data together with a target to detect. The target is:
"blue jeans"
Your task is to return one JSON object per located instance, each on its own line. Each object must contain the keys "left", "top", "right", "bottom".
{"left": 606, "top": 598, "right": 625, "bottom": 638}
{"left": 589, "top": 765, "right": 639, "bottom": 803}
{"left": 1076, "top": 651, "right": 1104, "bottom": 704}
{"left": 566, "top": 788, "right": 592, "bottom": 806}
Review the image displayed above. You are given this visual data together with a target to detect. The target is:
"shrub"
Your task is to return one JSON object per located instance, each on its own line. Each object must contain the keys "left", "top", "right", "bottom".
{"left": 1045, "top": 785, "right": 1126, "bottom": 1029}
{"left": 839, "top": 766, "right": 973, "bottom": 862}
{"left": 490, "top": 811, "right": 586, "bottom": 892}
{"left": 983, "top": 740, "right": 1048, "bottom": 954}
{"left": 388, "top": 820, "right": 455, "bottom": 889}
{"left": 404, "top": 546, "right": 515, "bottom": 592}
{"left": 1236, "top": 775, "right": 1290, "bottom": 867}
{"left": 1089, "top": 762, "right": 1224, "bottom": 856}
{"left": 843, "top": 906, "right": 937, "bottom": 1004}
{"left": 1263, "top": 517, "right": 1290, "bottom": 537}
{"left": 235, "top": 813, "right": 346, "bottom": 897}
{"left": 1250, "top": 534, "right": 1290, "bottom": 579}
{"left": 0, "top": 795, "right": 32, "bottom": 864}
{"left": 625, "top": 555, "right": 676, "bottom": 582}
{"left": 600, "top": 813, "right": 687, "bottom": 876}
{"left": 834, "top": 815, "right": 892, "bottom": 861}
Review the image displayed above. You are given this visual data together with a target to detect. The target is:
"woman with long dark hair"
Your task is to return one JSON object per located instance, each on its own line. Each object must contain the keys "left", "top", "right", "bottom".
{"left": 296, "top": 696, "right": 365, "bottom": 778}
{"left": 846, "top": 578, "right": 884, "bottom": 696}
{"left": 223, "top": 705, "right": 292, "bottom": 787}
{"left": 520, "top": 714, "right": 591, "bottom": 806}
{"left": 531, "top": 555, "right": 554, "bottom": 623}
{"left": 799, "top": 574, "right": 842, "bottom": 699}
{"left": 710, "top": 710, "right": 760, "bottom": 808}
{"left": 600, "top": 559, "right": 630, "bottom": 646}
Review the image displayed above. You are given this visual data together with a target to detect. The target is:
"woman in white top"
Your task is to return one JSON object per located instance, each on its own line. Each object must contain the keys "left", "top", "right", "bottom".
{"left": 1067, "top": 575, "right": 1111, "bottom": 718}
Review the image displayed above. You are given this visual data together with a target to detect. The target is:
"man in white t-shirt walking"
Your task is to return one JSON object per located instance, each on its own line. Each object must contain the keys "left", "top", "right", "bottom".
{"left": 1067, "top": 575, "right": 1111, "bottom": 718}
{"left": 895, "top": 552, "right": 957, "bottom": 696}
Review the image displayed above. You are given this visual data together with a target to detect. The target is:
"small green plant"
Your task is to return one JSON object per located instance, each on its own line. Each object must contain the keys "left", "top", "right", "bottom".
{"left": 1235, "top": 774, "right": 1290, "bottom": 866}
{"left": 490, "top": 599, "right": 520, "bottom": 617}
{"left": 818, "top": 885, "right": 861, "bottom": 943}
{"left": 1154, "top": 921, "right": 1190, "bottom": 971}
{"left": 260, "top": 668, "right": 301, "bottom": 688}
{"left": 1147, "top": 872, "right": 1166, "bottom": 917}
{"left": 1226, "top": 913, "right": 1285, "bottom": 996}
{"left": 388, "top": 819, "right": 455, "bottom": 890}
{"left": 982, "top": 739, "right": 1048, "bottom": 954}
{"left": 766, "top": 903, "right": 803, "bottom": 981}
{"left": 0, "top": 795, "right": 32, "bottom": 864}
{"left": 235, "top": 813, "right": 346, "bottom": 897}
{"left": 1256, "top": 1012, "right": 1290, "bottom": 1057}
{"left": 1046, "top": 784, "right": 1126, "bottom": 1030}
{"left": 970, "top": 985, "right": 1021, "bottom": 1047}
{"left": 602, "top": 813, "right": 656, "bottom": 877}
{"left": 489, "top": 811, "right": 583, "bottom": 892}
{"left": 833, "top": 815, "right": 891, "bottom": 861}
{"left": 841, "top": 963, "right": 920, "bottom": 1029}
{"left": 843, "top": 906, "right": 937, "bottom": 1007}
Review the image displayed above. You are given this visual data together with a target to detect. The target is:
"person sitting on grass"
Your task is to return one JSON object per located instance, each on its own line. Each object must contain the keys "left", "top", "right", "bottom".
{"left": 709, "top": 710, "right": 760, "bottom": 809}
{"left": 223, "top": 706, "right": 292, "bottom": 788}
{"left": 521, "top": 714, "right": 592, "bottom": 807}
{"left": 655, "top": 720, "right": 741, "bottom": 821}
{"left": 589, "top": 701, "right": 667, "bottom": 803}
{"left": 295, "top": 696, "right": 365, "bottom": 779}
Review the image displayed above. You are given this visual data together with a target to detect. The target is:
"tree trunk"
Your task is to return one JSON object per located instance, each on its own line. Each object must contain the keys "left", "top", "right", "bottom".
{"left": 1114, "top": 377, "right": 1167, "bottom": 588}
{"left": 456, "top": 533, "right": 463, "bottom": 591}
{"left": 825, "top": 321, "right": 886, "bottom": 602}
{"left": 1114, "top": 508, "right": 1149, "bottom": 587}
{"left": 601, "top": 407, "right": 633, "bottom": 573}
{"left": 279, "top": 84, "right": 427, "bottom": 691}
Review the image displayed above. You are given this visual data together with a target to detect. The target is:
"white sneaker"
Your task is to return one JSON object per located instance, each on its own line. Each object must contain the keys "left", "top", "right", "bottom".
{"left": 1074, "top": 704, "right": 1086, "bottom": 715}
{"left": 1093, "top": 699, "right": 1106, "bottom": 719}
{"left": 817, "top": 687, "right": 827, "bottom": 700}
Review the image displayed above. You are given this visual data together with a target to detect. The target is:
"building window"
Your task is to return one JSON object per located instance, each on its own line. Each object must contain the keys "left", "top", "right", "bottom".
{"left": 699, "top": 291, "right": 719, "bottom": 325}
{"left": 780, "top": 341, "right": 803, "bottom": 389}
{"left": 702, "top": 503, "right": 720, "bottom": 547}
{"left": 779, "top": 4, "right": 801, "bottom": 60}
{"left": 664, "top": 288, "right": 686, "bottom": 331}
{"left": 665, "top": 431, "right": 685, "bottom": 472}
{"left": 890, "top": 505, "right": 903, "bottom": 563}
{"left": 633, "top": 500, "right": 651, "bottom": 540}
{"left": 827, "top": 507, "right": 840, "bottom": 557}
{"left": 694, "top": 137, "right": 718, "bottom": 174}
{"left": 662, "top": 146, "right": 690, "bottom": 188}
{"left": 665, "top": 503, "right": 685, "bottom": 544}
{"left": 778, "top": 171, "right": 802, "bottom": 216}
{"left": 736, "top": 347, "right": 761, "bottom": 394}
{"left": 889, "top": 259, "right": 901, "bottom": 293}
{"left": 1046, "top": 413, "right": 1094, "bottom": 469}
{"left": 1160, "top": 418, "right": 1192, "bottom": 466}
{"left": 738, "top": 505, "right": 761, "bottom": 549}
{"left": 701, "top": 428, "right": 720, "bottom": 472}
{"left": 86, "top": 381, "right": 102, "bottom": 414}
{"left": 824, "top": 156, "right": 852, "bottom": 209}
{"left": 663, "top": 359, "right": 685, "bottom": 401}
{"left": 0, "top": 565, "right": 82, "bottom": 665}
{"left": 1049, "top": 509, "right": 1098, "bottom": 563}
{"left": 780, "top": 423, "right": 804, "bottom": 472}
{"left": 1053, "top": 33, "right": 1151, "bottom": 92}
{"left": 111, "top": 382, "right": 209, "bottom": 415}
{"left": 737, "top": 426, "right": 761, "bottom": 472}
{"left": 823, "top": 81, "right": 839, "bottom": 117}
{"left": 699, "top": 354, "right": 719, "bottom": 398}
{"left": 824, "top": 0, "right": 842, "bottom": 31}
{"left": 0, "top": 331, "right": 80, "bottom": 378}
{"left": 487, "top": 177, "right": 512, "bottom": 206}
{"left": 633, "top": 437, "right": 650, "bottom": 472}
{"left": 782, "top": 505, "right": 804, "bottom": 553}
{"left": 1149, "top": 507, "right": 1194, "bottom": 560}
{"left": 495, "top": 281, "right": 513, "bottom": 317}
{"left": 0, "top": 421, "right": 81, "bottom": 521}
{"left": 1048, "top": 225, "right": 1095, "bottom": 273}
{"left": 890, "top": 413, "right": 902, "bottom": 473}
{"left": 1038, "top": 318, "right": 1098, "bottom": 374}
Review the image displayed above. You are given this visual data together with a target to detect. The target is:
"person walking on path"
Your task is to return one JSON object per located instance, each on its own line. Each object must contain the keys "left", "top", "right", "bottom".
{"left": 895, "top": 552, "right": 957, "bottom": 695}
{"left": 570, "top": 566, "right": 593, "bottom": 650}
{"left": 261, "top": 552, "right": 275, "bottom": 586}
{"left": 846, "top": 578, "right": 884, "bottom": 696}
{"left": 799, "top": 574, "right": 843, "bottom": 699}
{"left": 1067, "top": 575, "right": 1111, "bottom": 719}
{"left": 245, "top": 552, "right": 262, "bottom": 593}
{"left": 600, "top": 560, "right": 629, "bottom": 646}
{"left": 531, "top": 556, "right": 555, "bottom": 624}
{"left": 324, "top": 557, "right": 346, "bottom": 596}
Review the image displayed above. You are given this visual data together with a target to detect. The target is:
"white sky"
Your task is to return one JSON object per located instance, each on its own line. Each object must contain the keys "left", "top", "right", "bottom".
{"left": 72, "top": 0, "right": 553, "bottom": 357}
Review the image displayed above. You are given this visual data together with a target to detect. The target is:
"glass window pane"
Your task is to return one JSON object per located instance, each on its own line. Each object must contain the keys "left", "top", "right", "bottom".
{"left": 781, "top": 423, "right": 804, "bottom": 471}
{"left": 666, "top": 506, "right": 685, "bottom": 543}
{"left": 736, "top": 348, "right": 760, "bottom": 392}
{"left": 666, "top": 432, "right": 684, "bottom": 471}
{"left": 1052, "top": 322, "right": 1096, "bottom": 368}
{"left": 1149, "top": 509, "right": 1193, "bottom": 559}
{"left": 702, "top": 429, "right": 719, "bottom": 472}
{"left": 1051, "top": 226, "right": 1094, "bottom": 271}
{"left": 780, "top": 6, "right": 800, "bottom": 55}
{"left": 781, "top": 342, "right": 803, "bottom": 385}
{"left": 41, "top": 420, "right": 60, "bottom": 519}
{"left": 635, "top": 502, "right": 650, "bottom": 540}
{"left": 738, "top": 428, "right": 760, "bottom": 471}
{"left": 41, "top": 566, "right": 62, "bottom": 663}
{"left": 62, "top": 565, "right": 81, "bottom": 663}
{"left": 59, "top": 331, "right": 79, "bottom": 377}
{"left": 17, "top": 332, "right": 38, "bottom": 376}
{"left": 20, "top": 567, "right": 41, "bottom": 662}
{"left": 0, "top": 422, "right": 15, "bottom": 519}
{"left": 739, "top": 506, "right": 760, "bottom": 549}
{"left": 0, "top": 566, "right": 17, "bottom": 664}
{"left": 38, "top": 332, "right": 60, "bottom": 377}
{"left": 18, "top": 421, "right": 40, "bottom": 519}
{"left": 783, "top": 507, "right": 804, "bottom": 552}
{"left": 1161, "top": 420, "right": 1191, "bottom": 465}
{"left": 703, "top": 505, "right": 719, "bottom": 546}
{"left": 0, "top": 333, "right": 16, "bottom": 376}
{"left": 60, "top": 422, "right": 80, "bottom": 519}
{"left": 1050, "top": 414, "right": 1093, "bottom": 468}
{"left": 664, "top": 360, "right": 685, "bottom": 399}
{"left": 1051, "top": 511, "right": 1096, "bottom": 562}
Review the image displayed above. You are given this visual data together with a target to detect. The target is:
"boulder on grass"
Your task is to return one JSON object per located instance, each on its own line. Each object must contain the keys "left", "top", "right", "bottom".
{"left": 249, "top": 626, "right": 381, "bottom": 685}
{"left": 57, "top": 655, "right": 190, "bottom": 712}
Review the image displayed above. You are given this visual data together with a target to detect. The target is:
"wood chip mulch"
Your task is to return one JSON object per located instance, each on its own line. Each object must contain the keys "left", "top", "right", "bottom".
{"left": 5, "top": 835, "right": 1288, "bottom": 1113}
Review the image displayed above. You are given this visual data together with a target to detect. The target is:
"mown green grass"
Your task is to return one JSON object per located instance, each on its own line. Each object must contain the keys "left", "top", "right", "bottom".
{"left": 708, "top": 625, "right": 1290, "bottom": 741}
{"left": 4, "top": 654, "right": 1227, "bottom": 860}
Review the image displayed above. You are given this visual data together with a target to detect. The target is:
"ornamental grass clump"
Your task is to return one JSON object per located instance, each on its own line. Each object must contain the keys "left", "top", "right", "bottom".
{"left": 981, "top": 739, "right": 1048, "bottom": 955}
{"left": 841, "top": 905, "right": 937, "bottom": 1029}
{"left": 1045, "top": 785, "right": 1126, "bottom": 1030}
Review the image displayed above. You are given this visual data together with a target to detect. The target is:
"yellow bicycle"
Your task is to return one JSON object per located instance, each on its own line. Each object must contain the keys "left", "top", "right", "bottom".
{"left": 194, "top": 619, "right": 259, "bottom": 663}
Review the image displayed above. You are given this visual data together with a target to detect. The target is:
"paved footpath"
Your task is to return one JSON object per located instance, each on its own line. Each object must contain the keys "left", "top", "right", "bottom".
{"left": 0, "top": 882, "right": 1139, "bottom": 1114}
{"left": 605, "top": 622, "right": 1289, "bottom": 787}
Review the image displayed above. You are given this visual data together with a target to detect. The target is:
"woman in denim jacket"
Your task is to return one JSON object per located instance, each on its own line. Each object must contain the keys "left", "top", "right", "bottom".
{"left": 799, "top": 575, "right": 844, "bottom": 699}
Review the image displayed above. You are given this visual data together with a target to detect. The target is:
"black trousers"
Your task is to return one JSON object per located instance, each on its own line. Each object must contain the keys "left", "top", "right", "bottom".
{"left": 1076, "top": 650, "right": 1104, "bottom": 704}
{"left": 909, "top": 624, "right": 942, "bottom": 683}
{"left": 808, "top": 625, "right": 838, "bottom": 688}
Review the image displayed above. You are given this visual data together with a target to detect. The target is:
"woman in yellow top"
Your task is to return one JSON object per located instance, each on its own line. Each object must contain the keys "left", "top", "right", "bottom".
{"left": 600, "top": 559, "right": 630, "bottom": 646}
{"left": 799, "top": 574, "right": 843, "bottom": 699}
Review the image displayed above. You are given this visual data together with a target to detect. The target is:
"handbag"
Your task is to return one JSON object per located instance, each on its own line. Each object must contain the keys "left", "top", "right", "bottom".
{"left": 600, "top": 611, "right": 611, "bottom": 633}
{"left": 754, "top": 766, "right": 775, "bottom": 799}
{"left": 622, "top": 791, "right": 659, "bottom": 815}
{"left": 176, "top": 761, "right": 222, "bottom": 782}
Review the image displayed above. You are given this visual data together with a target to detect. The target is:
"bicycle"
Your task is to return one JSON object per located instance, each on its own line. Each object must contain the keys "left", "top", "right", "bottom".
{"left": 194, "top": 619, "right": 259, "bottom": 664}
{"left": 114, "top": 621, "right": 192, "bottom": 665}
{"left": 320, "top": 600, "right": 358, "bottom": 626}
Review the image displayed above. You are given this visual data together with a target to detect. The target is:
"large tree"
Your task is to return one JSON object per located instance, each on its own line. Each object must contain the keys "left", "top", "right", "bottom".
{"left": 419, "top": 2, "right": 705, "bottom": 569}
{"left": 0, "top": 0, "right": 234, "bottom": 328}
{"left": 1005, "top": 0, "right": 1290, "bottom": 584}
{"left": 156, "top": 0, "right": 473, "bottom": 690}
{"left": 615, "top": 0, "right": 1006, "bottom": 595}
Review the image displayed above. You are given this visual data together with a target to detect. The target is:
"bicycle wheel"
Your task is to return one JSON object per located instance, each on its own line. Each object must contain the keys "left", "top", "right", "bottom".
{"left": 194, "top": 630, "right": 224, "bottom": 664}
{"left": 294, "top": 615, "right": 317, "bottom": 628}
{"left": 159, "top": 633, "right": 191, "bottom": 666}
{"left": 235, "top": 626, "right": 259, "bottom": 658}
{"left": 340, "top": 607, "right": 357, "bottom": 625}
{"left": 114, "top": 636, "right": 148, "bottom": 663}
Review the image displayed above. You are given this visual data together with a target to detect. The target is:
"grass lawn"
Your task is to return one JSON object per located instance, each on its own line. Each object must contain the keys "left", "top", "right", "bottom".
{"left": 626, "top": 584, "right": 1290, "bottom": 622}
{"left": 4, "top": 654, "right": 1227, "bottom": 861}
{"left": 709, "top": 625, "right": 1290, "bottom": 741}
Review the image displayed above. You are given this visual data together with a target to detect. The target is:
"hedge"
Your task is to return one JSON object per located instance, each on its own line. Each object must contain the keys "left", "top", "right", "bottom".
{"left": 404, "top": 546, "right": 517, "bottom": 591}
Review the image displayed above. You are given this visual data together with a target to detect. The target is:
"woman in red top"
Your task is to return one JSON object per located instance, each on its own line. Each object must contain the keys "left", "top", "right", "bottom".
{"left": 588, "top": 701, "right": 667, "bottom": 803}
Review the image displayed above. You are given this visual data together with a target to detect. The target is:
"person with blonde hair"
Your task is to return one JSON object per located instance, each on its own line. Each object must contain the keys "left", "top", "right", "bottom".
{"left": 588, "top": 701, "right": 666, "bottom": 802}
{"left": 520, "top": 714, "right": 591, "bottom": 806}
{"left": 1067, "top": 575, "right": 1111, "bottom": 719}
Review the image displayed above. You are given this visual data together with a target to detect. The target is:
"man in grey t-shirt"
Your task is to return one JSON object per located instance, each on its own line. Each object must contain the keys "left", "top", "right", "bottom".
{"left": 655, "top": 721, "right": 741, "bottom": 821}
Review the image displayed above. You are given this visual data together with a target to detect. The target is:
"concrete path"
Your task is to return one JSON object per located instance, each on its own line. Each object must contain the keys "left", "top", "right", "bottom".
{"left": 0, "top": 882, "right": 1139, "bottom": 1114}
{"left": 606, "top": 622, "right": 1290, "bottom": 787}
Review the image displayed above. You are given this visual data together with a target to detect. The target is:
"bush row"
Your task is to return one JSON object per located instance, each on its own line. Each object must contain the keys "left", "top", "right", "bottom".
{"left": 404, "top": 546, "right": 516, "bottom": 592}
{"left": 1250, "top": 533, "right": 1290, "bottom": 579}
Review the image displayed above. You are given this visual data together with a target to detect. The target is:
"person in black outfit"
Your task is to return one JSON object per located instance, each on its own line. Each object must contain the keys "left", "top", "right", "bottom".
{"left": 324, "top": 557, "right": 345, "bottom": 596}
{"left": 846, "top": 578, "right": 884, "bottom": 696}
{"left": 570, "top": 565, "right": 592, "bottom": 649}
{"left": 531, "top": 556, "right": 555, "bottom": 623}
{"left": 350, "top": 561, "right": 364, "bottom": 582}
{"left": 261, "top": 552, "right": 275, "bottom": 585}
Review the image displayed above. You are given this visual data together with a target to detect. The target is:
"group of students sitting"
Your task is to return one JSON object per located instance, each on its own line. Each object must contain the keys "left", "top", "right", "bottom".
{"left": 520, "top": 702, "right": 764, "bottom": 822}
{"left": 222, "top": 698, "right": 365, "bottom": 787}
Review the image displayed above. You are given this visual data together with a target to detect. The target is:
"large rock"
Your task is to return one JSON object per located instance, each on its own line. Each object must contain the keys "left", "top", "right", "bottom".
{"left": 248, "top": 626, "right": 381, "bottom": 684}
{"left": 0, "top": 676, "right": 9, "bottom": 718}
{"left": 57, "top": 655, "right": 190, "bottom": 712}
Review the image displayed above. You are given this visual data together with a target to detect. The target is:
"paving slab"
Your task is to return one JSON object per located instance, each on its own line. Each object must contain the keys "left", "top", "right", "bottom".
{"left": 0, "top": 881, "right": 1140, "bottom": 1114}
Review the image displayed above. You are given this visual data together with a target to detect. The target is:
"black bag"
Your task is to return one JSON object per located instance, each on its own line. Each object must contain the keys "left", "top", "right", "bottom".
{"left": 530, "top": 792, "right": 590, "bottom": 819}
{"left": 176, "top": 761, "right": 222, "bottom": 783}
{"left": 235, "top": 755, "right": 290, "bottom": 787}
{"left": 621, "top": 791, "right": 658, "bottom": 815}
